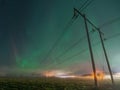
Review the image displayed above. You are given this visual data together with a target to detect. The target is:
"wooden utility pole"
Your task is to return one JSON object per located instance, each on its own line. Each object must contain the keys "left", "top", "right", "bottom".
{"left": 83, "top": 15, "right": 98, "bottom": 87}
{"left": 73, "top": 8, "right": 98, "bottom": 87}
{"left": 98, "top": 30, "right": 114, "bottom": 85}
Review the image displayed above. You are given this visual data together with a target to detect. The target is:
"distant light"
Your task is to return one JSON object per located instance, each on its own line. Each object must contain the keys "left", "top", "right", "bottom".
{"left": 42, "top": 70, "right": 71, "bottom": 77}
{"left": 55, "top": 75, "right": 76, "bottom": 78}
{"left": 104, "top": 73, "right": 120, "bottom": 79}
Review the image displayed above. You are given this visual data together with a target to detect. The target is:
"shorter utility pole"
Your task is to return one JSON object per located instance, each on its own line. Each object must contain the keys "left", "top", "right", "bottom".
{"left": 98, "top": 29, "right": 115, "bottom": 85}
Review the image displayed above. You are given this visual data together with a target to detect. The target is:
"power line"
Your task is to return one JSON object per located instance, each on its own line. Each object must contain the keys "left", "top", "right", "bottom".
{"left": 54, "top": 30, "right": 95, "bottom": 60}
{"left": 72, "top": 0, "right": 95, "bottom": 20}
{"left": 55, "top": 36, "right": 86, "bottom": 59}
{"left": 41, "top": 18, "right": 76, "bottom": 65}
{"left": 105, "top": 33, "right": 120, "bottom": 41}
{"left": 91, "top": 31, "right": 103, "bottom": 69}
{"left": 57, "top": 30, "right": 99, "bottom": 65}
{"left": 73, "top": 0, "right": 89, "bottom": 19}
{"left": 41, "top": 0, "right": 96, "bottom": 68}
{"left": 47, "top": 30, "right": 95, "bottom": 68}
{"left": 42, "top": 0, "right": 93, "bottom": 65}
{"left": 99, "top": 16, "right": 120, "bottom": 29}
{"left": 48, "top": 0, "right": 96, "bottom": 66}
{"left": 74, "top": 8, "right": 104, "bottom": 35}
{"left": 47, "top": 32, "right": 96, "bottom": 69}
{"left": 57, "top": 40, "right": 100, "bottom": 66}
{"left": 55, "top": 0, "right": 96, "bottom": 60}
{"left": 79, "top": 0, "right": 91, "bottom": 10}
{"left": 80, "top": 0, "right": 95, "bottom": 12}
{"left": 49, "top": 0, "right": 96, "bottom": 68}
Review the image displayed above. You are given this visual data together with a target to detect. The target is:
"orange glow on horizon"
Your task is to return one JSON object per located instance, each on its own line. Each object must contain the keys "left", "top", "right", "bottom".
{"left": 42, "top": 70, "right": 68, "bottom": 77}
{"left": 43, "top": 71, "right": 56, "bottom": 77}
{"left": 42, "top": 70, "right": 105, "bottom": 80}
{"left": 91, "top": 70, "right": 105, "bottom": 80}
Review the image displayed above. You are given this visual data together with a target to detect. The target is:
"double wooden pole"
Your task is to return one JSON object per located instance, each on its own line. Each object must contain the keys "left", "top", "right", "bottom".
{"left": 74, "top": 8, "right": 114, "bottom": 87}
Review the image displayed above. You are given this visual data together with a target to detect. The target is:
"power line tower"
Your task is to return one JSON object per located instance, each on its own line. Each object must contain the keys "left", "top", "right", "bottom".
{"left": 73, "top": 8, "right": 115, "bottom": 87}
{"left": 74, "top": 8, "right": 98, "bottom": 87}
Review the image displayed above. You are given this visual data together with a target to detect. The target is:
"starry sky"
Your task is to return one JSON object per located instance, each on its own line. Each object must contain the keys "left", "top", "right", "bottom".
{"left": 0, "top": 0, "right": 120, "bottom": 75}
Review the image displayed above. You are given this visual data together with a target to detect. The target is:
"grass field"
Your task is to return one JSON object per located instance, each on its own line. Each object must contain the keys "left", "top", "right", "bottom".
{"left": 0, "top": 77, "right": 120, "bottom": 90}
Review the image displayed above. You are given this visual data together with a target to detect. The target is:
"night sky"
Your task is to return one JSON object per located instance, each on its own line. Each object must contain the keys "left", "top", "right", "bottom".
{"left": 0, "top": 0, "right": 120, "bottom": 75}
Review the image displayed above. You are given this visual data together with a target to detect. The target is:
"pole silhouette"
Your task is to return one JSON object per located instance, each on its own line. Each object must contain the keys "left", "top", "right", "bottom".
{"left": 83, "top": 15, "right": 98, "bottom": 87}
{"left": 74, "top": 8, "right": 114, "bottom": 86}
{"left": 98, "top": 29, "right": 115, "bottom": 85}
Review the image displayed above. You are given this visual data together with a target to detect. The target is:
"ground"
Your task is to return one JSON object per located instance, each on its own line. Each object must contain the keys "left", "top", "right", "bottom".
{"left": 0, "top": 77, "right": 120, "bottom": 90}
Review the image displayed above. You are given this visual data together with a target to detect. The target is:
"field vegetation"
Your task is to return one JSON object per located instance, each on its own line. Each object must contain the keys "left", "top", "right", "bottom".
{"left": 0, "top": 77, "right": 119, "bottom": 90}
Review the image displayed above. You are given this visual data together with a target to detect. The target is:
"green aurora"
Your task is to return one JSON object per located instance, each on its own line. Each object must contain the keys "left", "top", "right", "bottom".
{"left": 0, "top": 0, "right": 120, "bottom": 74}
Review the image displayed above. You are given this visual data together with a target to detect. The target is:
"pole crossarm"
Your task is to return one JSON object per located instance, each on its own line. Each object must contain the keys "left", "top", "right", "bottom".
{"left": 74, "top": 8, "right": 104, "bottom": 35}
